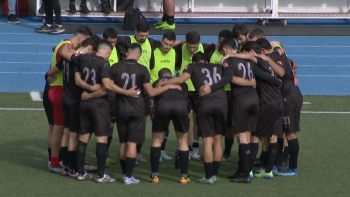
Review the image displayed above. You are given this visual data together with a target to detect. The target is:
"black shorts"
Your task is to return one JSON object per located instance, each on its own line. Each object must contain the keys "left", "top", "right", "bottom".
{"left": 283, "top": 101, "right": 302, "bottom": 133}
{"left": 109, "top": 95, "right": 117, "bottom": 123}
{"left": 232, "top": 98, "right": 259, "bottom": 134}
{"left": 116, "top": 116, "right": 146, "bottom": 143}
{"left": 43, "top": 87, "right": 54, "bottom": 125}
{"left": 152, "top": 101, "right": 190, "bottom": 133}
{"left": 187, "top": 91, "right": 198, "bottom": 114}
{"left": 254, "top": 103, "right": 283, "bottom": 137}
{"left": 144, "top": 94, "right": 152, "bottom": 116}
{"left": 63, "top": 102, "right": 80, "bottom": 132}
{"left": 196, "top": 101, "right": 227, "bottom": 138}
{"left": 226, "top": 91, "right": 233, "bottom": 127}
{"left": 80, "top": 100, "right": 111, "bottom": 136}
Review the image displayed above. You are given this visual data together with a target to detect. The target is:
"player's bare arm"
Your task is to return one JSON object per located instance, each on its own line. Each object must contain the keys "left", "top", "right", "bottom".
{"left": 59, "top": 43, "right": 77, "bottom": 61}
{"left": 221, "top": 53, "right": 257, "bottom": 65}
{"left": 81, "top": 88, "right": 108, "bottom": 100}
{"left": 47, "top": 67, "right": 60, "bottom": 76}
{"left": 143, "top": 83, "right": 181, "bottom": 97}
{"left": 103, "top": 79, "right": 139, "bottom": 97}
{"left": 159, "top": 73, "right": 191, "bottom": 86}
{"left": 257, "top": 54, "right": 285, "bottom": 77}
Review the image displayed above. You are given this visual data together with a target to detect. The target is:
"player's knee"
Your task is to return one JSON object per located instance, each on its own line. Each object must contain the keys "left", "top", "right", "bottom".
{"left": 286, "top": 132, "right": 297, "bottom": 140}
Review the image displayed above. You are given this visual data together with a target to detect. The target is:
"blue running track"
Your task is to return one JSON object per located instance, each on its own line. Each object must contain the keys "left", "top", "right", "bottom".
{"left": 0, "top": 17, "right": 349, "bottom": 95}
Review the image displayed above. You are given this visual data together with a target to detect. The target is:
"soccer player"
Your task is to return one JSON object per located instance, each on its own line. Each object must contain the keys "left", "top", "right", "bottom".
{"left": 207, "top": 29, "right": 235, "bottom": 162}
{"left": 102, "top": 28, "right": 123, "bottom": 167}
{"left": 217, "top": 38, "right": 281, "bottom": 183}
{"left": 232, "top": 23, "right": 250, "bottom": 52}
{"left": 256, "top": 38, "right": 303, "bottom": 176}
{"left": 239, "top": 41, "right": 285, "bottom": 179}
{"left": 149, "top": 31, "right": 180, "bottom": 162}
{"left": 43, "top": 69, "right": 55, "bottom": 168}
{"left": 174, "top": 31, "right": 216, "bottom": 160}
{"left": 153, "top": 0, "right": 176, "bottom": 31}
{"left": 159, "top": 52, "right": 231, "bottom": 184}
{"left": 248, "top": 28, "right": 265, "bottom": 42}
{"left": 47, "top": 26, "right": 92, "bottom": 173}
{"left": 47, "top": 37, "right": 99, "bottom": 177}
{"left": 150, "top": 68, "right": 190, "bottom": 184}
{"left": 67, "top": 40, "right": 136, "bottom": 182}
{"left": 110, "top": 43, "right": 181, "bottom": 185}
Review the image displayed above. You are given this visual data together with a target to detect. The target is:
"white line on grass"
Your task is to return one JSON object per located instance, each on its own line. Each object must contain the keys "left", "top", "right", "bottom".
{"left": 30, "top": 92, "right": 43, "bottom": 101}
{"left": 303, "top": 102, "right": 311, "bottom": 104}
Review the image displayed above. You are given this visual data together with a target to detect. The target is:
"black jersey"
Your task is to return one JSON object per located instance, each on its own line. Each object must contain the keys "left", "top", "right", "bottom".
{"left": 268, "top": 51, "right": 302, "bottom": 102}
{"left": 110, "top": 59, "right": 150, "bottom": 116}
{"left": 72, "top": 54, "right": 110, "bottom": 104}
{"left": 224, "top": 57, "right": 281, "bottom": 100}
{"left": 56, "top": 59, "right": 82, "bottom": 104}
{"left": 256, "top": 57, "right": 283, "bottom": 104}
{"left": 152, "top": 76, "right": 188, "bottom": 103}
{"left": 183, "top": 62, "right": 226, "bottom": 104}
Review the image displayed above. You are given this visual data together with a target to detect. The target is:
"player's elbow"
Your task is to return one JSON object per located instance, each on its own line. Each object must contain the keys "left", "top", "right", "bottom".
{"left": 277, "top": 70, "right": 285, "bottom": 77}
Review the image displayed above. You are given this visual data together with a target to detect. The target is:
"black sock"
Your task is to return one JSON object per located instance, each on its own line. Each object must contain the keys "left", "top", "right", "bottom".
{"left": 125, "top": 157, "right": 136, "bottom": 178}
{"left": 81, "top": 0, "right": 86, "bottom": 5}
{"left": 119, "top": 159, "right": 126, "bottom": 175}
{"left": 239, "top": 143, "right": 251, "bottom": 178}
{"left": 76, "top": 141, "right": 87, "bottom": 175}
{"left": 61, "top": 147, "right": 69, "bottom": 170}
{"left": 162, "top": 14, "right": 168, "bottom": 22}
{"left": 68, "top": 150, "right": 77, "bottom": 174}
{"left": 259, "top": 150, "right": 268, "bottom": 161}
{"left": 167, "top": 16, "right": 175, "bottom": 25}
{"left": 276, "top": 138, "right": 284, "bottom": 167}
{"left": 69, "top": 0, "right": 75, "bottom": 3}
{"left": 179, "top": 150, "right": 189, "bottom": 177}
{"left": 223, "top": 138, "right": 234, "bottom": 156}
{"left": 265, "top": 142, "right": 278, "bottom": 173}
{"left": 249, "top": 143, "right": 259, "bottom": 172}
{"left": 150, "top": 147, "right": 161, "bottom": 177}
{"left": 137, "top": 143, "right": 142, "bottom": 154}
{"left": 213, "top": 161, "right": 221, "bottom": 176}
{"left": 96, "top": 143, "right": 108, "bottom": 178}
{"left": 107, "top": 135, "right": 112, "bottom": 157}
{"left": 161, "top": 133, "right": 168, "bottom": 151}
{"left": 288, "top": 138, "right": 299, "bottom": 169}
{"left": 48, "top": 148, "right": 51, "bottom": 162}
{"left": 283, "top": 146, "right": 289, "bottom": 163}
{"left": 59, "top": 149, "right": 62, "bottom": 162}
{"left": 188, "top": 145, "right": 193, "bottom": 151}
{"left": 204, "top": 162, "right": 213, "bottom": 179}
{"left": 191, "top": 141, "right": 199, "bottom": 148}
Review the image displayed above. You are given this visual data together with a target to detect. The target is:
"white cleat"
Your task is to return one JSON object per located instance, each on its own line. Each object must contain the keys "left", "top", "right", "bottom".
{"left": 97, "top": 174, "right": 116, "bottom": 183}
{"left": 77, "top": 172, "right": 94, "bottom": 181}
{"left": 161, "top": 151, "right": 172, "bottom": 161}
{"left": 123, "top": 176, "right": 140, "bottom": 185}
{"left": 137, "top": 154, "right": 147, "bottom": 163}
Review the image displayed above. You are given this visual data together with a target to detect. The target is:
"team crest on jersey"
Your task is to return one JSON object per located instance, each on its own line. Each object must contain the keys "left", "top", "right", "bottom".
{"left": 222, "top": 62, "right": 228, "bottom": 68}
{"left": 277, "top": 60, "right": 283, "bottom": 66}
{"left": 184, "top": 66, "right": 188, "bottom": 70}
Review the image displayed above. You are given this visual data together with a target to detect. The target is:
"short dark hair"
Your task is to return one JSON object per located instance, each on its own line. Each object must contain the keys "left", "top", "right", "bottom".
{"left": 136, "top": 20, "right": 150, "bottom": 32}
{"left": 128, "top": 43, "right": 142, "bottom": 52}
{"left": 218, "top": 29, "right": 232, "bottom": 39}
{"left": 241, "top": 41, "right": 261, "bottom": 54}
{"left": 103, "top": 28, "right": 117, "bottom": 39}
{"left": 81, "top": 38, "right": 98, "bottom": 52}
{"left": 98, "top": 40, "right": 113, "bottom": 51}
{"left": 186, "top": 31, "right": 200, "bottom": 44}
{"left": 74, "top": 26, "right": 93, "bottom": 37}
{"left": 256, "top": 38, "right": 272, "bottom": 50}
{"left": 220, "top": 37, "right": 237, "bottom": 50}
{"left": 192, "top": 52, "right": 207, "bottom": 63}
{"left": 162, "top": 31, "right": 176, "bottom": 41}
{"left": 249, "top": 28, "right": 265, "bottom": 39}
{"left": 158, "top": 68, "right": 173, "bottom": 78}
{"left": 232, "top": 23, "right": 249, "bottom": 39}
{"left": 91, "top": 34, "right": 101, "bottom": 46}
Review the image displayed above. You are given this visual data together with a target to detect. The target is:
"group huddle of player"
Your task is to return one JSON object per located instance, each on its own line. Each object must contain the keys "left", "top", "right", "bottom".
{"left": 43, "top": 20, "right": 302, "bottom": 185}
